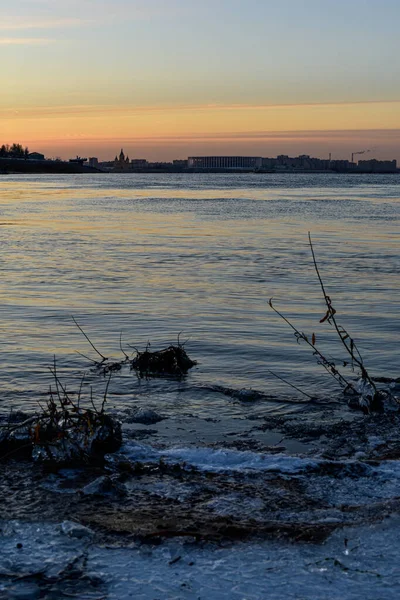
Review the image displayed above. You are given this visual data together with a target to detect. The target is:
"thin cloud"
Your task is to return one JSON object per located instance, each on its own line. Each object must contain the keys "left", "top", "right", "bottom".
{"left": 0, "top": 38, "right": 55, "bottom": 45}
{"left": 0, "top": 17, "right": 84, "bottom": 31}
{"left": 19, "top": 129, "right": 400, "bottom": 145}
{"left": 1, "top": 0, "right": 183, "bottom": 30}
{"left": 1, "top": 100, "right": 399, "bottom": 120}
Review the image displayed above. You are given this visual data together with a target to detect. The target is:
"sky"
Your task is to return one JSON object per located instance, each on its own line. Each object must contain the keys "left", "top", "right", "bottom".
{"left": 1, "top": 0, "right": 400, "bottom": 161}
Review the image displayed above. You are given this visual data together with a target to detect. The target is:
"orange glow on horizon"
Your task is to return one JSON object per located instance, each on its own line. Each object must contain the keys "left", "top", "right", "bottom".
{"left": 2, "top": 101, "right": 400, "bottom": 161}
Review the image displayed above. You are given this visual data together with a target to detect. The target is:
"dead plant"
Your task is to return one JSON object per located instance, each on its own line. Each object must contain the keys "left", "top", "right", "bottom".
{"left": 269, "top": 233, "right": 395, "bottom": 413}
{"left": 0, "top": 357, "right": 121, "bottom": 464}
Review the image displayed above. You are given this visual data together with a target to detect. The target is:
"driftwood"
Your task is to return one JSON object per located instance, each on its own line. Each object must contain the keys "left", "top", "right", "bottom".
{"left": 72, "top": 319, "right": 196, "bottom": 378}
{"left": 131, "top": 344, "right": 196, "bottom": 377}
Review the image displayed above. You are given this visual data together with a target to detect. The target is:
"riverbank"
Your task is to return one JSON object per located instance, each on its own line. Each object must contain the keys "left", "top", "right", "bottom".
{"left": 2, "top": 161, "right": 397, "bottom": 174}
{"left": 2, "top": 398, "right": 400, "bottom": 598}
{"left": 0, "top": 158, "right": 100, "bottom": 174}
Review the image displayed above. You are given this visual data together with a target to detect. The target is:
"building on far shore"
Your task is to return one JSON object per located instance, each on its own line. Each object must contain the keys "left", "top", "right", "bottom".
{"left": 88, "top": 157, "right": 99, "bottom": 169}
{"left": 357, "top": 159, "right": 397, "bottom": 172}
{"left": 95, "top": 151, "right": 399, "bottom": 174}
{"left": 173, "top": 159, "right": 188, "bottom": 168}
{"left": 28, "top": 152, "right": 45, "bottom": 161}
{"left": 114, "top": 149, "right": 130, "bottom": 171}
{"left": 131, "top": 159, "right": 148, "bottom": 169}
{"left": 69, "top": 156, "right": 87, "bottom": 166}
{"left": 98, "top": 161, "right": 114, "bottom": 171}
{"left": 188, "top": 156, "right": 262, "bottom": 170}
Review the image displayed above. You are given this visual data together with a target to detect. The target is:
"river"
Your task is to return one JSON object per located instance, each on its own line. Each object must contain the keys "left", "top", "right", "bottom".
{"left": 0, "top": 173, "right": 398, "bottom": 418}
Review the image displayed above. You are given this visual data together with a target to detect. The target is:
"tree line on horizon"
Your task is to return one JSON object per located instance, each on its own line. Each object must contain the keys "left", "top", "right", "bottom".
{"left": 0, "top": 143, "right": 29, "bottom": 159}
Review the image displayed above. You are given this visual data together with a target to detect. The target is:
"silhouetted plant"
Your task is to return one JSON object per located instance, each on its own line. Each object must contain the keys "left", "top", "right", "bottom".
{"left": 269, "top": 233, "right": 392, "bottom": 413}
{"left": 0, "top": 357, "right": 121, "bottom": 464}
{"left": 72, "top": 317, "right": 196, "bottom": 378}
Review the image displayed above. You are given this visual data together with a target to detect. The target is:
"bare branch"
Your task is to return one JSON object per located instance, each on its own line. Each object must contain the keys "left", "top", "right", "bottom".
{"left": 101, "top": 372, "right": 112, "bottom": 414}
{"left": 77, "top": 372, "right": 86, "bottom": 409}
{"left": 72, "top": 316, "right": 107, "bottom": 363}
{"left": 266, "top": 369, "right": 315, "bottom": 400}
{"left": 269, "top": 298, "right": 352, "bottom": 390}
{"left": 75, "top": 350, "right": 99, "bottom": 365}
{"left": 0, "top": 416, "right": 37, "bottom": 431}
{"left": 308, "top": 232, "right": 376, "bottom": 391}
{"left": 119, "top": 331, "right": 129, "bottom": 360}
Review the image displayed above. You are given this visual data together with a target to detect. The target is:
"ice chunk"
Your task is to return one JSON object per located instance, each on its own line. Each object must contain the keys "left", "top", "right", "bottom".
{"left": 128, "top": 408, "right": 165, "bottom": 425}
{"left": 61, "top": 521, "right": 94, "bottom": 539}
{"left": 356, "top": 378, "right": 375, "bottom": 410}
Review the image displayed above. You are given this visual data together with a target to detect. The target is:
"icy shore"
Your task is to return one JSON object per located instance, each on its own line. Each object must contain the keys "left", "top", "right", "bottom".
{"left": 3, "top": 406, "right": 400, "bottom": 598}
{"left": 2, "top": 517, "right": 400, "bottom": 599}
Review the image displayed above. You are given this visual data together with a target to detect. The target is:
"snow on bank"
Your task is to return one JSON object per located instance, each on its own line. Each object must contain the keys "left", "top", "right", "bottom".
{"left": 2, "top": 518, "right": 400, "bottom": 599}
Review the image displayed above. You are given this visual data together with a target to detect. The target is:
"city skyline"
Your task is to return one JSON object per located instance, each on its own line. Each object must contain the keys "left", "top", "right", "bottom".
{"left": 2, "top": 0, "right": 400, "bottom": 161}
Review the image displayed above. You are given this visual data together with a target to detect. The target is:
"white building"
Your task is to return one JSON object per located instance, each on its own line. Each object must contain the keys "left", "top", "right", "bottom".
{"left": 188, "top": 156, "right": 262, "bottom": 170}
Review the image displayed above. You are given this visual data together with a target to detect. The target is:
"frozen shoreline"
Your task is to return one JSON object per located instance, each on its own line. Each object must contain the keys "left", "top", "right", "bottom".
{"left": 2, "top": 402, "right": 400, "bottom": 598}
{"left": 2, "top": 517, "right": 400, "bottom": 599}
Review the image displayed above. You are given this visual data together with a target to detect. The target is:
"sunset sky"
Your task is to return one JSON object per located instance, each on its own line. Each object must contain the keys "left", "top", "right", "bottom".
{"left": 2, "top": 0, "right": 400, "bottom": 161}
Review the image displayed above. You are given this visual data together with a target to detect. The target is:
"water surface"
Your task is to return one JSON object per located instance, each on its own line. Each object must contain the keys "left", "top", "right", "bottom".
{"left": 0, "top": 173, "right": 398, "bottom": 423}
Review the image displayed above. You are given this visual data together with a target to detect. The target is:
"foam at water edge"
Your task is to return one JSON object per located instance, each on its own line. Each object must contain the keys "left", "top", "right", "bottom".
{"left": 116, "top": 442, "right": 400, "bottom": 478}
{"left": 118, "top": 443, "right": 320, "bottom": 473}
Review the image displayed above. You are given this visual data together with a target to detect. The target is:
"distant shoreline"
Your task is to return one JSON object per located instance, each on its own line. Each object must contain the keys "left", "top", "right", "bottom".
{"left": 0, "top": 159, "right": 398, "bottom": 176}
{"left": 0, "top": 157, "right": 100, "bottom": 175}
{"left": 113, "top": 168, "right": 400, "bottom": 175}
